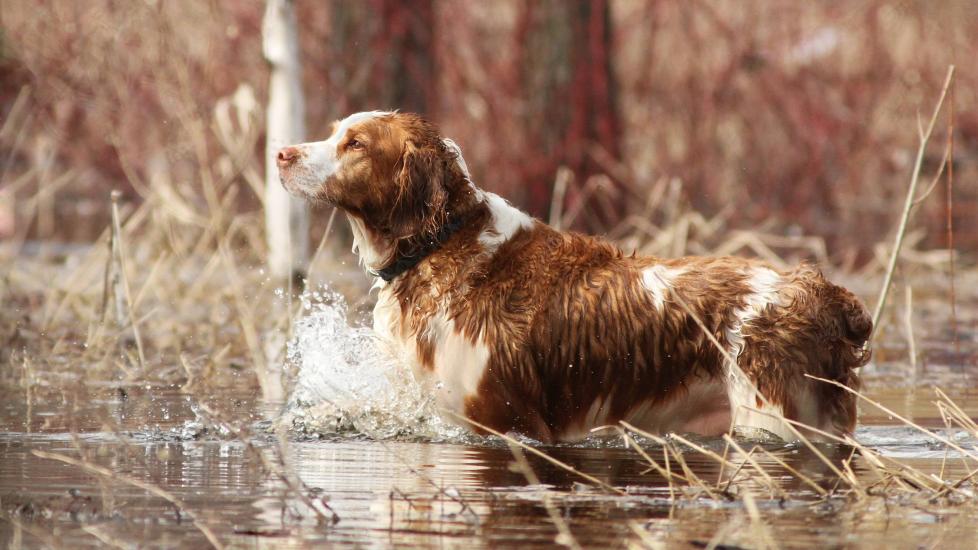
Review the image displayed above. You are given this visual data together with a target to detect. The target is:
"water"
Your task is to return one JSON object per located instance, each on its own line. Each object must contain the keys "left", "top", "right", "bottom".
{"left": 2, "top": 288, "right": 978, "bottom": 548}
{"left": 284, "top": 289, "right": 466, "bottom": 441}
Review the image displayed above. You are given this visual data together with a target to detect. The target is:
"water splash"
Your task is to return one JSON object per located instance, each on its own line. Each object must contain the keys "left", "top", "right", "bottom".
{"left": 283, "top": 286, "right": 467, "bottom": 441}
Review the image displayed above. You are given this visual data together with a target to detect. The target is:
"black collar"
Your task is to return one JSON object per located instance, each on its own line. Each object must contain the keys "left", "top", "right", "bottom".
{"left": 371, "top": 217, "right": 465, "bottom": 282}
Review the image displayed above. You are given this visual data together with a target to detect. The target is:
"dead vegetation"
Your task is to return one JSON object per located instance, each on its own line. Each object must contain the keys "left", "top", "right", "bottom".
{"left": 0, "top": 51, "right": 974, "bottom": 547}
{"left": 0, "top": 1, "right": 975, "bottom": 547}
{"left": 2, "top": 2, "right": 977, "bottom": 251}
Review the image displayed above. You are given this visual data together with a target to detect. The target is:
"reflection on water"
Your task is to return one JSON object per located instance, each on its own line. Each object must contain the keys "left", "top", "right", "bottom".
{"left": 2, "top": 290, "right": 978, "bottom": 548}
{"left": 3, "top": 404, "right": 978, "bottom": 548}
{"left": 4, "top": 385, "right": 978, "bottom": 547}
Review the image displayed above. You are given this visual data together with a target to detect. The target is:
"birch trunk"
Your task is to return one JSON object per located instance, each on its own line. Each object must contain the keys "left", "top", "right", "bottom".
{"left": 262, "top": 0, "right": 309, "bottom": 283}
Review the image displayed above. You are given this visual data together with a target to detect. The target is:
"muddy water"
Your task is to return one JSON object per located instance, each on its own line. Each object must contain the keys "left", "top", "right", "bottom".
{"left": 3, "top": 294, "right": 978, "bottom": 548}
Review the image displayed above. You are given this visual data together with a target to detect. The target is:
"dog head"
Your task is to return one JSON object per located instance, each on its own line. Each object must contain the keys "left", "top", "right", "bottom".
{"left": 277, "top": 112, "right": 473, "bottom": 258}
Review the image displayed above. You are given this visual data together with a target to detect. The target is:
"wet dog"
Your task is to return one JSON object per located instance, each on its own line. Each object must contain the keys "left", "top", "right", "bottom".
{"left": 277, "top": 111, "right": 871, "bottom": 442}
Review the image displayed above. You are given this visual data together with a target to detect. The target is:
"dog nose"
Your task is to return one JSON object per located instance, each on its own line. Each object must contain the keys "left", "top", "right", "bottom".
{"left": 277, "top": 146, "right": 300, "bottom": 168}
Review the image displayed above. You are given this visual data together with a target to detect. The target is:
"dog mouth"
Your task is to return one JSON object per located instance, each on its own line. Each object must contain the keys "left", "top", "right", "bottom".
{"left": 278, "top": 169, "right": 312, "bottom": 198}
{"left": 278, "top": 173, "right": 303, "bottom": 197}
{"left": 279, "top": 171, "right": 334, "bottom": 205}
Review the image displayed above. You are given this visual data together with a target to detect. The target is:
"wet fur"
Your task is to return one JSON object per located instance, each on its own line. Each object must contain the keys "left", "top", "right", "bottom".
{"left": 278, "top": 112, "right": 872, "bottom": 443}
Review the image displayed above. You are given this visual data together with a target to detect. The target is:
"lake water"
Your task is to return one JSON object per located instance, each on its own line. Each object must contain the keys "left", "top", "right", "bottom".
{"left": 2, "top": 287, "right": 977, "bottom": 548}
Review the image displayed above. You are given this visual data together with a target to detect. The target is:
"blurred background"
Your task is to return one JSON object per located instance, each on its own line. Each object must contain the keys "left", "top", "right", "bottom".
{"left": 1, "top": 0, "right": 974, "bottom": 268}
{"left": 2, "top": 6, "right": 978, "bottom": 547}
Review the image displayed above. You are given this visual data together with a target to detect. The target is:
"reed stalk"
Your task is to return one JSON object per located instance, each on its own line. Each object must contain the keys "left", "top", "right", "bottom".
{"left": 870, "top": 65, "right": 955, "bottom": 341}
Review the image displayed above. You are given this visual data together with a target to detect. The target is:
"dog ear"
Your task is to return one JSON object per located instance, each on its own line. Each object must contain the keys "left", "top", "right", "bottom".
{"left": 389, "top": 140, "right": 449, "bottom": 240}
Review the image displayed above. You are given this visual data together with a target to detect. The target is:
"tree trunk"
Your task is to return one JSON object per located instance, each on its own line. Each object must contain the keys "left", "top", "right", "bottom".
{"left": 263, "top": 0, "right": 309, "bottom": 285}
{"left": 320, "top": 0, "right": 436, "bottom": 117}
{"left": 372, "top": 0, "right": 436, "bottom": 115}
{"left": 516, "top": 0, "right": 621, "bottom": 228}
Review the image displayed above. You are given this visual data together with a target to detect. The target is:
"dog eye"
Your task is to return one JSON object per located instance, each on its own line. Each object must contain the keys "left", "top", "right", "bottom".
{"left": 347, "top": 139, "right": 365, "bottom": 151}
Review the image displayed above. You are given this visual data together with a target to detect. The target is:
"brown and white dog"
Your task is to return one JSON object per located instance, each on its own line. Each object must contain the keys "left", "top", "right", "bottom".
{"left": 277, "top": 111, "right": 871, "bottom": 443}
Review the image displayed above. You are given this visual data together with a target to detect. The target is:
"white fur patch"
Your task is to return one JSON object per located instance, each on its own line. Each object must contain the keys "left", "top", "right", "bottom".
{"left": 425, "top": 312, "right": 491, "bottom": 415}
{"left": 725, "top": 266, "right": 782, "bottom": 359}
{"left": 371, "top": 288, "right": 402, "bottom": 342}
{"left": 723, "top": 266, "right": 793, "bottom": 439}
{"left": 443, "top": 138, "right": 485, "bottom": 198}
{"left": 478, "top": 192, "right": 534, "bottom": 251}
{"left": 727, "top": 379, "right": 794, "bottom": 440}
{"left": 346, "top": 213, "right": 390, "bottom": 271}
{"left": 640, "top": 264, "right": 687, "bottom": 311}
{"left": 373, "top": 292, "right": 491, "bottom": 420}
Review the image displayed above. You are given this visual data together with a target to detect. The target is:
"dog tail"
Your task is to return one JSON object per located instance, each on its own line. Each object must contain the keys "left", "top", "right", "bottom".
{"left": 831, "top": 285, "right": 873, "bottom": 368}
{"left": 842, "top": 298, "right": 872, "bottom": 344}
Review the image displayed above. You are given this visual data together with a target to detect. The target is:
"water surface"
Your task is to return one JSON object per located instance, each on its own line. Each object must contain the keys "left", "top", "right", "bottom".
{"left": 2, "top": 291, "right": 977, "bottom": 548}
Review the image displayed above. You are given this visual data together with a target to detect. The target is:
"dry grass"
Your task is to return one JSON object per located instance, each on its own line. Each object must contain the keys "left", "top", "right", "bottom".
{"left": 0, "top": 73, "right": 366, "bottom": 398}
{"left": 2, "top": 2, "right": 977, "bottom": 251}
{"left": 1, "top": 57, "right": 973, "bottom": 546}
{"left": 0, "top": 4, "right": 974, "bottom": 545}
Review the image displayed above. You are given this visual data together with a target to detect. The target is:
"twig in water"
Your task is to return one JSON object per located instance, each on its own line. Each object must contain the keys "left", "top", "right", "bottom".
{"left": 1, "top": 510, "right": 62, "bottom": 549}
{"left": 663, "top": 444, "right": 676, "bottom": 506}
{"left": 870, "top": 65, "right": 955, "bottom": 341}
{"left": 379, "top": 446, "right": 479, "bottom": 521}
{"left": 626, "top": 521, "right": 663, "bottom": 550}
{"left": 934, "top": 388, "right": 978, "bottom": 434}
{"left": 445, "top": 411, "right": 626, "bottom": 495}
{"left": 506, "top": 442, "right": 582, "bottom": 550}
{"left": 716, "top": 437, "right": 732, "bottom": 490}
{"left": 81, "top": 524, "right": 135, "bottom": 550}
{"left": 31, "top": 449, "right": 225, "bottom": 549}
{"left": 741, "top": 490, "right": 779, "bottom": 550}
{"left": 619, "top": 425, "right": 722, "bottom": 501}
{"left": 610, "top": 426, "right": 690, "bottom": 485}
{"left": 754, "top": 447, "right": 828, "bottom": 498}
{"left": 932, "top": 467, "right": 978, "bottom": 501}
{"left": 746, "top": 406, "right": 942, "bottom": 495}
{"left": 196, "top": 403, "right": 339, "bottom": 526}
{"left": 667, "top": 443, "right": 721, "bottom": 500}
{"left": 719, "top": 435, "right": 786, "bottom": 498}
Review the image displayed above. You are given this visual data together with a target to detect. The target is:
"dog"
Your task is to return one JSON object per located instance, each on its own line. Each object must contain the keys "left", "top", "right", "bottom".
{"left": 277, "top": 111, "right": 872, "bottom": 443}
